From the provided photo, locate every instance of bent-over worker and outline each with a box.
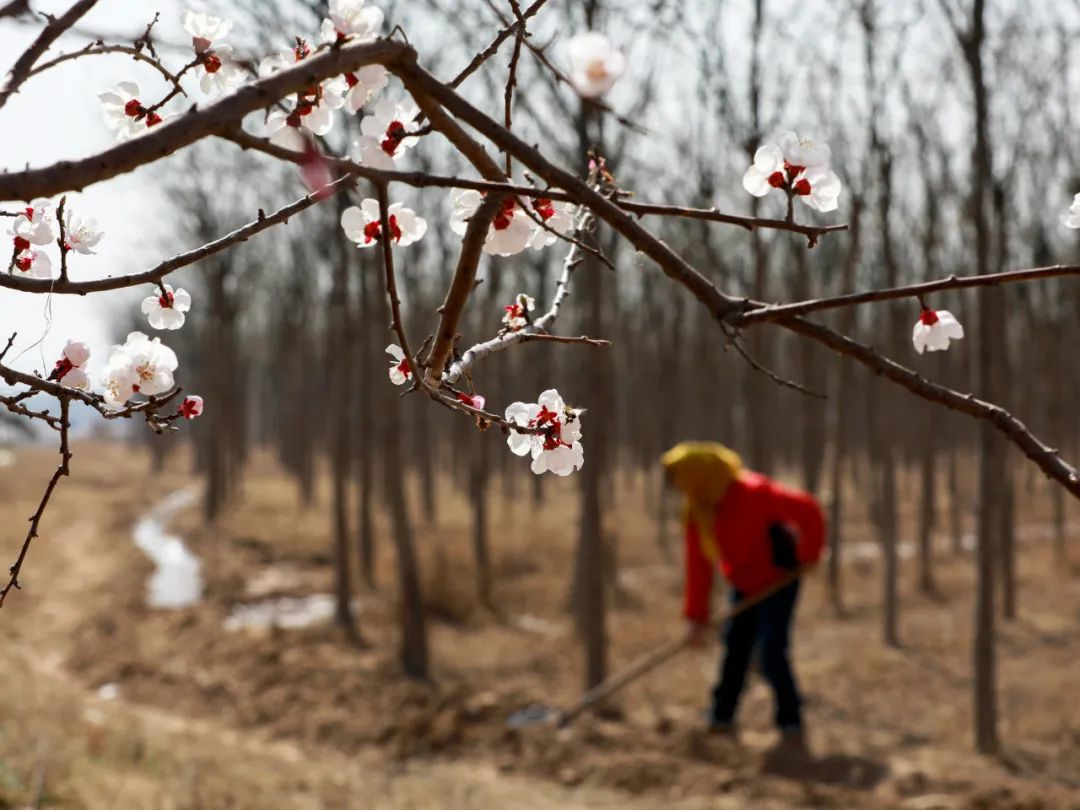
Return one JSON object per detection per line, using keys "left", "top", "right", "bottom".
{"left": 662, "top": 442, "right": 826, "bottom": 746}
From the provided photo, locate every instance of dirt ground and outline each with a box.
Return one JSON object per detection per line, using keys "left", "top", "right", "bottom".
{"left": 2, "top": 440, "right": 1080, "bottom": 809}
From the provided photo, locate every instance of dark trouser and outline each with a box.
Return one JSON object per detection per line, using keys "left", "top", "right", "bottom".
{"left": 709, "top": 580, "right": 802, "bottom": 730}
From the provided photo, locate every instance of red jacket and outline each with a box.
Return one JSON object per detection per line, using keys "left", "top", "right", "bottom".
{"left": 683, "top": 471, "right": 825, "bottom": 623}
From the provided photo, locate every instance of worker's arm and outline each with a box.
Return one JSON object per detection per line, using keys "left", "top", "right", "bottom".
{"left": 683, "top": 519, "right": 714, "bottom": 625}
{"left": 768, "top": 482, "right": 826, "bottom": 566}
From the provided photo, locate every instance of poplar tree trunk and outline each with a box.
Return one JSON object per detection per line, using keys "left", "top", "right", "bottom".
{"left": 963, "top": 0, "right": 1001, "bottom": 754}
{"left": 917, "top": 404, "right": 938, "bottom": 596}
{"left": 826, "top": 198, "right": 862, "bottom": 615}
{"left": 571, "top": 3, "right": 609, "bottom": 688}
{"left": 329, "top": 215, "right": 361, "bottom": 645}
{"left": 355, "top": 252, "right": 377, "bottom": 589}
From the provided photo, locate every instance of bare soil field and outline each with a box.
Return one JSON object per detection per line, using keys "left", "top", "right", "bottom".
{"left": 2, "top": 441, "right": 1079, "bottom": 809}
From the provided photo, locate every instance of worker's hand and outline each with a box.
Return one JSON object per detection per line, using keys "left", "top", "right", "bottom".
{"left": 686, "top": 621, "right": 710, "bottom": 649}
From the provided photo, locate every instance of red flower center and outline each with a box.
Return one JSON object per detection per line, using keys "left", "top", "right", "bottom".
{"left": 345, "top": 71, "right": 359, "bottom": 88}
{"left": 53, "top": 357, "right": 73, "bottom": 378}
{"left": 204, "top": 52, "right": 222, "bottom": 73}
{"left": 396, "top": 357, "right": 411, "bottom": 378}
{"left": 529, "top": 405, "right": 572, "bottom": 451}
{"left": 504, "top": 303, "right": 524, "bottom": 319}
{"left": 23, "top": 206, "right": 33, "bottom": 218}
{"left": 533, "top": 198, "right": 555, "bottom": 220}
{"left": 793, "top": 178, "right": 812, "bottom": 196}
{"left": 179, "top": 398, "right": 201, "bottom": 419}
{"left": 919, "top": 308, "right": 939, "bottom": 326}
{"left": 381, "top": 120, "right": 407, "bottom": 156}
{"left": 14, "top": 255, "right": 31, "bottom": 272}
{"left": 124, "top": 98, "right": 143, "bottom": 118}
{"left": 784, "top": 161, "right": 805, "bottom": 178}
{"left": 12, "top": 236, "right": 29, "bottom": 252}
{"left": 493, "top": 197, "right": 517, "bottom": 230}
{"left": 159, "top": 291, "right": 174, "bottom": 309}
{"left": 363, "top": 214, "right": 401, "bottom": 244}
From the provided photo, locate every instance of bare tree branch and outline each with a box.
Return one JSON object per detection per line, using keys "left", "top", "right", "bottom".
{"left": 736, "top": 264, "right": 1080, "bottom": 325}
{"left": 0, "top": 0, "right": 100, "bottom": 110}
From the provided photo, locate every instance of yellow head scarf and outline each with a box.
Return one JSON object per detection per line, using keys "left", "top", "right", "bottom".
{"left": 661, "top": 442, "right": 743, "bottom": 563}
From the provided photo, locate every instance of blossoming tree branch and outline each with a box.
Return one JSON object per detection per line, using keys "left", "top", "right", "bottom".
{"left": 2, "top": 0, "right": 1080, "bottom": 605}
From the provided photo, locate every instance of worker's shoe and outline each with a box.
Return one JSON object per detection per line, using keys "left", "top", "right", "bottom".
{"left": 777, "top": 726, "right": 810, "bottom": 755}
{"left": 707, "top": 721, "right": 738, "bottom": 742}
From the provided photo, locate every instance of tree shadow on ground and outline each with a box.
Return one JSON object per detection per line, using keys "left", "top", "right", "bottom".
{"left": 760, "top": 744, "right": 889, "bottom": 790}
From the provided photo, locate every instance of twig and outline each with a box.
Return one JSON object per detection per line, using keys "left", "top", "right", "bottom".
{"left": 736, "top": 264, "right": 1080, "bottom": 325}
{"left": 518, "top": 333, "right": 609, "bottom": 347}
{"left": 0, "top": 399, "right": 71, "bottom": 607}
{"left": 447, "top": 0, "right": 549, "bottom": 90}
{"left": 502, "top": 17, "right": 525, "bottom": 176}
{"left": 722, "top": 325, "right": 825, "bottom": 399}
{"left": 55, "top": 195, "right": 68, "bottom": 281}
{"left": 0, "top": 0, "right": 99, "bottom": 110}
{"left": 27, "top": 43, "right": 188, "bottom": 95}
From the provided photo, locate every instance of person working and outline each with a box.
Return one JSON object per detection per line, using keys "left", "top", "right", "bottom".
{"left": 661, "top": 442, "right": 826, "bottom": 745}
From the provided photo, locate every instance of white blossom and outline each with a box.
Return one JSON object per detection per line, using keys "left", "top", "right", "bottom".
{"left": 141, "top": 285, "right": 192, "bottom": 330}
{"left": 798, "top": 166, "right": 842, "bottom": 212}
{"left": 912, "top": 308, "right": 964, "bottom": 354}
{"left": 196, "top": 44, "right": 246, "bottom": 96}
{"left": 340, "top": 64, "right": 389, "bottom": 114}
{"left": 101, "top": 332, "right": 178, "bottom": 406}
{"left": 10, "top": 199, "right": 57, "bottom": 246}
{"left": 182, "top": 9, "right": 232, "bottom": 50}
{"left": 565, "top": 32, "right": 625, "bottom": 98}
{"left": 359, "top": 97, "right": 420, "bottom": 161}
{"left": 265, "top": 77, "right": 346, "bottom": 147}
{"left": 321, "top": 0, "right": 383, "bottom": 42}
{"left": 740, "top": 131, "right": 842, "bottom": 213}
{"left": 742, "top": 143, "right": 785, "bottom": 198}
{"left": 181, "top": 9, "right": 244, "bottom": 97}
{"left": 502, "top": 293, "right": 536, "bottom": 331}
{"left": 504, "top": 389, "right": 584, "bottom": 476}
{"left": 527, "top": 197, "right": 575, "bottom": 250}
{"left": 1061, "top": 193, "right": 1080, "bottom": 229}
{"left": 257, "top": 49, "right": 293, "bottom": 78}
{"left": 101, "top": 354, "right": 139, "bottom": 407}
{"left": 98, "top": 81, "right": 164, "bottom": 141}
{"left": 52, "top": 340, "right": 90, "bottom": 389}
{"left": 351, "top": 135, "right": 395, "bottom": 170}
{"left": 13, "top": 248, "right": 52, "bottom": 278}
{"left": 62, "top": 209, "right": 104, "bottom": 254}
{"left": 385, "top": 344, "right": 412, "bottom": 385}
{"left": 341, "top": 199, "right": 427, "bottom": 248}
{"left": 777, "top": 130, "right": 832, "bottom": 171}
{"left": 123, "top": 332, "right": 178, "bottom": 397}
{"left": 449, "top": 190, "right": 534, "bottom": 257}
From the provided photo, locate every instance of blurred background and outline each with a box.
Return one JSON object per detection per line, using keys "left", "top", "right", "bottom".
{"left": 2, "top": 1, "right": 1080, "bottom": 808}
